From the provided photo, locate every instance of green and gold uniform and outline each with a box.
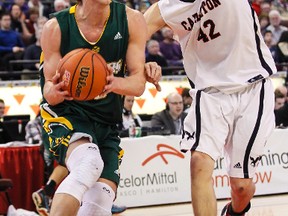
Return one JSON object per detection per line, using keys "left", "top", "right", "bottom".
{"left": 39, "top": 1, "right": 128, "bottom": 184}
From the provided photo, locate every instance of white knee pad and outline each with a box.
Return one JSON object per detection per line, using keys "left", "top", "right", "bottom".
{"left": 56, "top": 143, "right": 104, "bottom": 203}
{"left": 77, "top": 182, "right": 115, "bottom": 216}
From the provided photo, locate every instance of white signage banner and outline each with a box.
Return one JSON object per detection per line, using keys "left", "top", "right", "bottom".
{"left": 115, "top": 129, "right": 288, "bottom": 207}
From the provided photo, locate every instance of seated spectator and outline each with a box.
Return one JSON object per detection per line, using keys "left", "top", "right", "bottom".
{"left": 181, "top": 88, "right": 192, "bottom": 113}
{"left": 117, "top": 95, "right": 143, "bottom": 137}
{"left": 0, "top": 99, "right": 6, "bottom": 143}
{"left": 53, "top": 0, "right": 70, "bottom": 13}
{"left": 25, "top": 112, "right": 42, "bottom": 144}
{"left": 10, "top": 3, "right": 32, "bottom": 44}
{"left": 274, "top": 89, "right": 285, "bottom": 110}
{"left": 151, "top": 92, "right": 187, "bottom": 135}
{"left": 263, "top": 30, "right": 277, "bottom": 58}
{"left": 274, "top": 31, "right": 288, "bottom": 65}
{"left": 0, "top": 99, "right": 4, "bottom": 120}
{"left": 276, "top": 85, "right": 288, "bottom": 103}
{"left": 159, "top": 27, "right": 183, "bottom": 67}
{"left": 23, "top": 7, "right": 39, "bottom": 45}
{"left": 251, "top": 0, "right": 262, "bottom": 16}
{"left": 0, "top": 12, "right": 25, "bottom": 78}
{"left": 23, "top": 24, "right": 42, "bottom": 72}
{"left": 146, "top": 39, "right": 168, "bottom": 69}
{"left": 266, "top": 10, "right": 288, "bottom": 45}
{"left": 260, "top": 1, "right": 272, "bottom": 15}
{"left": 275, "top": 103, "right": 288, "bottom": 128}
{"left": 27, "top": 0, "right": 51, "bottom": 18}
{"left": 259, "top": 14, "right": 270, "bottom": 36}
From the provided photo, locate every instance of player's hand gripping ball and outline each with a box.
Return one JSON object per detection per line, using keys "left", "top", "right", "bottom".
{"left": 57, "top": 48, "right": 108, "bottom": 101}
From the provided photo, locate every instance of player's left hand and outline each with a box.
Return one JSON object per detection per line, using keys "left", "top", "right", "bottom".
{"left": 101, "top": 64, "right": 115, "bottom": 97}
{"left": 145, "top": 62, "right": 162, "bottom": 92}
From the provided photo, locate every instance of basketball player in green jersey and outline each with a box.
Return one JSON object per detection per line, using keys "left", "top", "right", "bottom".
{"left": 39, "top": 0, "right": 161, "bottom": 215}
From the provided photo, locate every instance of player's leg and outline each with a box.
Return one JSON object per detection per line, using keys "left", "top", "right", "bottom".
{"left": 77, "top": 179, "right": 116, "bottom": 216}
{"left": 190, "top": 151, "right": 217, "bottom": 215}
{"left": 50, "top": 138, "right": 104, "bottom": 216}
{"left": 32, "top": 165, "right": 68, "bottom": 216}
{"left": 181, "top": 89, "right": 230, "bottom": 215}
{"left": 222, "top": 79, "right": 275, "bottom": 215}
{"left": 77, "top": 124, "right": 123, "bottom": 216}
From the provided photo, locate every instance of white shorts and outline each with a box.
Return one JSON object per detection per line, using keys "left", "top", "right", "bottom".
{"left": 180, "top": 78, "right": 275, "bottom": 178}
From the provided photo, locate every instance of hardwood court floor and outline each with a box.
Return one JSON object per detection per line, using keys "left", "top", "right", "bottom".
{"left": 117, "top": 193, "right": 288, "bottom": 216}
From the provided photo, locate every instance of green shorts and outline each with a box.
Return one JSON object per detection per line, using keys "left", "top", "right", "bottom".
{"left": 40, "top": 104, "right": 123, "bottom": 185}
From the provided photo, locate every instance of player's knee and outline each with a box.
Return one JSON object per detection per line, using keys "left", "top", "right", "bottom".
{"left": 77, "top": 182, "right": 115, "bottom": 216}
{"left": 67, "top": 143, "right": 104, "bottom": 188}
{"left": 55, "top": 143, "right": 104, "bottom": 203}
{"left": 190, "top": 151, "right": 214, "bottom": 178}
{"left": 230, "top": 178, "right": 255, "bottom": 196}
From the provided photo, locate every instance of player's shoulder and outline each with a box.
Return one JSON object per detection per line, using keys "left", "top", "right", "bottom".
{"left": 42, "top": 18, "right": 59, "bottom": 33}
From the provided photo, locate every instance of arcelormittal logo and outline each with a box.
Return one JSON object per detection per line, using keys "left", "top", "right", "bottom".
{"left": 142, "top": 144, "right": 184, "bottom": 166}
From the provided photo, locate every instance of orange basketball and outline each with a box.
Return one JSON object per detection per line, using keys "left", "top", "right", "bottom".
{"left": 57, "top": 48, "right": 108, "bottom": 101}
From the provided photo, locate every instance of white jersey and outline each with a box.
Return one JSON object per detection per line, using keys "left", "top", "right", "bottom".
{"left": 158, "top": 0, "right": 277, "bottom": 93}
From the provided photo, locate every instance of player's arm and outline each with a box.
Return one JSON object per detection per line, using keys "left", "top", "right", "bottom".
{"left": 104, "top": 7, "right": 147, "bottom": 97}
{"left": 144, "top": 2, "right": 166, "bottom": 40}
{"left": 41, "top": 18, "right": 72, "bottom": 106}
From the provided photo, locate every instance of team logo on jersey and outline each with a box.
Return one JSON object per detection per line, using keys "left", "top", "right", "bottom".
{"left": 92, "top": 46, "right": 100, "bottom": 53}
{"left": 114, "top": 32, "right": 122, "bottom": 40}
{"left": 233, "top": 162, "right": 242, "bottom": 169}
{"left": 250, "top": 156, "right": 262, "bottom": 167}
{"left": 182, "top": 130, "right": 195, "bottom": 141}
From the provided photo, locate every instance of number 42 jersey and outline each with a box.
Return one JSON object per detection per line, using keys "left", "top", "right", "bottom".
{"left": 158, "top": 0, "right": 277, "bottom": 93}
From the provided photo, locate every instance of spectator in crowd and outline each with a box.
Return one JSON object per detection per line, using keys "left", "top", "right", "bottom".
{"left": 159, "top": 27, "right": 183, "bottom": 67}
{"left": 276, "top": 84, "right": 288, "bottom": 103}
{"left": 275, "top": 101, "right": 288, "bottom": 128}
{"left": 181, "top": 88, "right": 192, "bottom": 113}
{"left": 145, "top": 39, "right": 168, "bottom": 68}
{"left": 151, "top": 92, "right": 187, "bottom": 135}
{"left": 260, "top": 1, "right": 272, "bottom": 15}
{"left": 0, "top": 99, "right": 8, "bottom": 144}
{"left": 22, "top": 16, "right": 47, "bottom": 79}
{"left": 10, "top": 3, "right": 32, "bottom": 43}
{"left": 4, "top": 0, "right": 30, "bottom": 17}
{"left": 274, "top": 31, "right": 288, "bottom": 65}
{"left": 259, "top": 14, "right": 270, "bottom": 36}
{"left": 23, "top": 24, "right": 42, "bottom": 72}
{"left": 23, "top": 7, "right": 39, "bottom": 45}
{"left": 274, "top": 88, "right": 285, "bottom": 110}
{"left": 27, "top": 0, "right": 51, "bottom": 18}
{"left": 263, "top": 30, "right": 277, "bottom": 58}
{"left": 53, "top": 0, "right": 69, "bottom": 13}
{"left": 266, "top": 10, "right": 288, "bottom": 45}
{"left": 0, "top": 99, "right": 4, "bottom": 120}
{"left": 25, "top": 112, "right": 42, "bottom": 144}
{"left": 251, "top": 0, "right": 263, "bottom": 16}
{"left": 0, "top": 12, "right": 25, "bottom": 77}
{"left": 117, "top": 95, "right": 143, "bottom": 137}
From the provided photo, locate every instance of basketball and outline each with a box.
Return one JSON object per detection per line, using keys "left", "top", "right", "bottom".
{"left": 57, "top": 48, "right": 108, "bottom": 101}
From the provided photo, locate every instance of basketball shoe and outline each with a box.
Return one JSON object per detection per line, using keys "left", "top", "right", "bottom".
{"left": 32, "top": 188, "right": 51, "bottom": 216}
{"left": 111, "top": 204, "right": 127, "bottom": 214}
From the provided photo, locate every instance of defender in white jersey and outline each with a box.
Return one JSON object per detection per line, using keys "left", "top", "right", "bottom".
{"left": 144, "top": 0, "right": 277, "bottom": 215}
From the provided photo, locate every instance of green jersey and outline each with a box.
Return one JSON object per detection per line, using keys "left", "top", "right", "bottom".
{"left": 40, "top": 1, "right": 129, "bottom": 124}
